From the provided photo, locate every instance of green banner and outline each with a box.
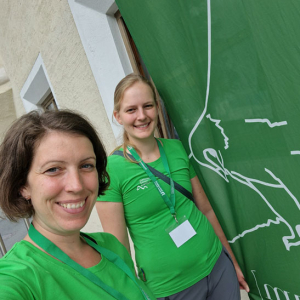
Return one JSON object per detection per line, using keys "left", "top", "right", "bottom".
{"left": 116, "top": 1, "right": 300, "bottom": 299}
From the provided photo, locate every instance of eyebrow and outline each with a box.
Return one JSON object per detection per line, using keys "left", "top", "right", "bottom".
{"left": 80, "top": 157, "right": 96, "bottom": 163}
{"left": 81, "top": 156, "right": 96, "bottom": 161}
{"left": 123, "top": 101, "right": 154, "bottom": 109}
{"left": 39, "top": 157, "right": 96, "bottom": 169}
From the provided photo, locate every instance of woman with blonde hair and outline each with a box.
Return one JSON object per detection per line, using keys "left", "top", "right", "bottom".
{"left": 97, "top": 74, "right": 249, "bottom": 299}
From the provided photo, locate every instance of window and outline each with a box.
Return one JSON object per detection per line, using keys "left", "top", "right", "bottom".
{"left": 20, "top": 54, "right": 59, "bottom": 113}
{"left": 41, "top": 92, "right": 58, "bottom": 111}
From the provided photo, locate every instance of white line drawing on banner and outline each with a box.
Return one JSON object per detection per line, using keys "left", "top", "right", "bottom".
{"left": 251, "top": 271, "right": 264, "bottom": 300}
{"left": 201, "top": 149, "right": 300, "bottom": 250}
{"left": 291, "top": 151, "right": 300, "bottom": 155}
{"left": 188, "top": 0, "right": 300, "bottom": 251}
{"left": 206, "top": 114, "right": 229, "bottom": 149}
{"left": 229, "top": 218, "right": 282, "bottom": 243}
{"left": 228, "top": 168, "right": 300, "bottom": 249}
{"left": 245, "top": 119, "right": 288, "bottom": 128}
{"left": 251, "top": 270, "right": 300, "bottom": 300}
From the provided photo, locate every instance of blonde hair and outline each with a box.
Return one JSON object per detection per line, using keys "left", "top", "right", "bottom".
{"left": 113, "top": 73, "right": 158, "bottom": 161}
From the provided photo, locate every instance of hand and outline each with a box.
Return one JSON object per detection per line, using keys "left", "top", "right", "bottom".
{"left": 234, "top": 264, "right": 250, "bottom": 292}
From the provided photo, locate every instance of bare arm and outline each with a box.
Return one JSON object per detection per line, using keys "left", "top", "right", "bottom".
{"left": 96, "top": 201, "right": 131, "bottom": 254}
{"left": 191, "top": 176, "right": 250, "bottom": 292}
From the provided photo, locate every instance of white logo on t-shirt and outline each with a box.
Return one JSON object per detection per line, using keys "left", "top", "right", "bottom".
{"left": 137, "top": 185, "right": 148, "bottom": 191}
{"left": 137, "top": 178, "right": 151, "bottom": 191}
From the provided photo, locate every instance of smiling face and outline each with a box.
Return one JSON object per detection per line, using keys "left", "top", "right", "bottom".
{"left": 21, "top": 131, "right": 98, "bottom": 236}
{"left": 114, "top": 81, "right": 159, "bottom": 144}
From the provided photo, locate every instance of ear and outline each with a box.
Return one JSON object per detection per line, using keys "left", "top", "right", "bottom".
{"left": 113, "top": 111, "right": 123, "bottom": 125}
{"left": 20, "top": 186, "right": 31, "bottom": 200}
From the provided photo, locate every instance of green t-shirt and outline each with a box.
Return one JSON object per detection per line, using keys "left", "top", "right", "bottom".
{"left": 98, "top": 138, "right": 222, "bottom": 297}
{"left": 0, "top": 232, "right": 155, "bottom": 300}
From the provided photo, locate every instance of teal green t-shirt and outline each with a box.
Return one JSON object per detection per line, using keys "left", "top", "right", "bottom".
{"left": 0, "top": 232, "right": 155, "bottom": 300}
{"left": 98, "top": 139, "right": 222, "bottom": 297}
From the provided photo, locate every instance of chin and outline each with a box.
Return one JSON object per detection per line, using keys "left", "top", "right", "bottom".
{"left": 61, "top": 218, "right": 89, "bottom": 233}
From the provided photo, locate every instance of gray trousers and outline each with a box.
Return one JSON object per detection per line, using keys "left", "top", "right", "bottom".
{"left": 157, "top": 247, "right": 241, "bottom": 300}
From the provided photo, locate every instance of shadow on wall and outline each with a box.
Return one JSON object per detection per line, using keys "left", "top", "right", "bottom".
{"left": 0, "top": 55, "right": 17, "bottom": 142}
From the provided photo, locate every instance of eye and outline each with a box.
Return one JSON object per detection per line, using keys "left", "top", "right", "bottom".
{"left": 44, "top": 167, "right": 60, "bottom": 174}
{"left": 126, "top": 108, "right": 135, "bottom": 113}
{"left": 81, "top": 163, "right": 95, "bottom": 170}
{"left": 145, "top": 104, "right": 154, "bottom": 109}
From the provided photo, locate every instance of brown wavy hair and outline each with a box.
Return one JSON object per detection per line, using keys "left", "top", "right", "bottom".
{"left": 0, "top": 110, "right": 109, "bottom": 221}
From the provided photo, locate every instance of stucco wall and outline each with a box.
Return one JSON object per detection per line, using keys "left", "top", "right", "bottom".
{"left": 0, "top": 0, "right": 116, "bottom": 153}
{"left": 0, "top": 85, "right": 16, "bottom": 143}
{"left": 0, "top": 0, "right": 117, "bottom": 233}
{"left": 0, "top": 55, "right": 17, "bottom": 143}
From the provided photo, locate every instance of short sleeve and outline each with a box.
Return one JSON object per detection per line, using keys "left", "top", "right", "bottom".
{"left": 173, "top": 138, "right": 197, "bottom": 179}
{"left": 89, "top": 232, "right": 135, "bottom": 272}
{"left": 189, "top": 160, "right": 197, "bottom": 179}
{"left": 97, "top": 156, "right": 123, "bottom": 203}
{"left": 97, "top": 183, "right": 123, "bottom": 203}
{"left": 0, "top": 271, "right": 34, "bottom": 300}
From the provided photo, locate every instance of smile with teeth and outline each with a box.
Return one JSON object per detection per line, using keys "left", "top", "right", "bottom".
{"left": 134, "top": 122, "right": 150, "bottom": 128}
{"left": 59, "top": 200, "right": 85, "bottom": 209}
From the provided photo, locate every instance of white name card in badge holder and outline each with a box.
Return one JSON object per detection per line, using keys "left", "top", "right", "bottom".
{"left": 166, "top": 216, "right": 197, "bottom": 248}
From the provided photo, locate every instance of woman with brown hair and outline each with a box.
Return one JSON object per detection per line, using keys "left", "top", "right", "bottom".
{"left": 0, "top": 109, "right": 155, "bottom": 300}
{"left": 97, "top": 74, "right": 249, "bottom": 300}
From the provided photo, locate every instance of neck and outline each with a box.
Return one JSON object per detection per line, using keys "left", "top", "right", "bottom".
{"left": 25, "top": 220, "right": 101, "bottom": 268}
{"left": 26, "top": 220, "right": 84, "bottom": 255}
{"left": 128, "top": 136, "right": 160, "bottom": 163}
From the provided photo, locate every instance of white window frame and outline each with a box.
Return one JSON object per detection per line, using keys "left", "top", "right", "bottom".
{"left": 20, "top": 54, "right": 58, "bottom": 112}
{"left": 68, "top": 0, "right": 133, "bottom": 141}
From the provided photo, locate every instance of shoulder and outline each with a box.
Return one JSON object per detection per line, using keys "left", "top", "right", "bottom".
{"left": 86, "top": 231, "right": 120, "bottom": 245}
{"left": 159, "top": 138, "right": 187, "bottom": 153}
{"left": 85, "top": 232, "right": 127, "bottom": 256}
{"left": 106, "top": 150, "right": 140, "bottom": 182}
{"left": 1, "top": 241, "right": 30, "bottom": 261}
{"left": 0, "top": 243, "right": 44, "bottom": 299}
{"left": 159, "top": 138, "right": 183, "bottom": 147}
{"left": 86, "top": 232, "right": 134, "bottom": 268}
{"left": 106, "top": 152, "right": 133, "bottom": 180}
{"left": 107, "top": 150, "right": 137, "bottom": 168}
{"left": 107, "top": 152, "right": 127, "bottom": 164}
{"left": 1, "top": 241, "right": 59, "bottom": 272}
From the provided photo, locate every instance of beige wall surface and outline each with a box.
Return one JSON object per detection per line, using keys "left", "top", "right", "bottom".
{"left": 0, "top": 0, "right": 117, "bottom": 232}
{"left": 0, "top": 0, "right": 116, "bottom": 153}
{"left": 0, "top": 54, "right": 16, "bottom": 142}
{"left": 0, "top": 85, "right": 16, "bottom": 143}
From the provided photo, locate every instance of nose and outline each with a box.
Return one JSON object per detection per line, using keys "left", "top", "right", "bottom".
{"left": 137, "top": 108, "right": 146, "bottom": 120}
{"left": 65, "top": 169, "right": 84, "bottom": 193}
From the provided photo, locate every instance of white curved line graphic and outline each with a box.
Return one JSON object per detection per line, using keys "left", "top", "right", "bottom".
{"left": 188, "top": 0, "right": 211, "bottom": 161}
{"left": 229, "top": 217, "right": 282, "bottom": 243}
{"left": 251, "top": 270, "right": 264, "bottom": 300}
{"left": 245, "top": 119, "right": 287, "bottom": 128}
{"left": 291, "top": 151, "right": 300, "bottom": 155}
{"left": 206, "top": 114, "right": 229, "bottom": 149}
{"left": 186, "top": 0, "right": 300, "bottom": 251}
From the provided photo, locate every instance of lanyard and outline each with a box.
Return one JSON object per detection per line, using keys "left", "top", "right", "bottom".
{"left": 28, "top": 224, "right": 150, "bottom": 300}
{"left": 127, "top": 139, "right": 177, "bottom": 221}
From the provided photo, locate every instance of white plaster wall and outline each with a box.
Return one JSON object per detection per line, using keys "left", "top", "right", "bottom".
{"left": 0, "top": 0, "right": 117, "bottom": 233}
{"left": 0, "top": 56, "right": 16, "bottom": 143}
{"left": 0, "top": 85, "right": 16, "bottom": 143}
{"left": 0, "top": 0, "right": 115, "bottom": 151}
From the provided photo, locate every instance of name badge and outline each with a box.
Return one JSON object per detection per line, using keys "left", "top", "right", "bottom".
{"left": 167, "top": 216, "right": 196, "bottom": 248}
